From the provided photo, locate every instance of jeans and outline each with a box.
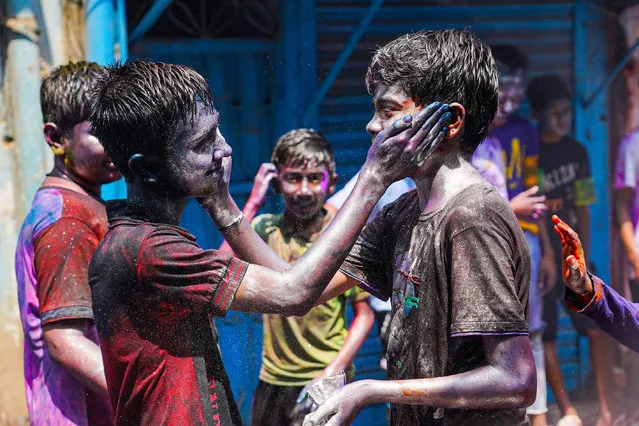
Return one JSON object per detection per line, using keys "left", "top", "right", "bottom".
{"left": 524, "top": 231, "right": 547, "bottom": 415}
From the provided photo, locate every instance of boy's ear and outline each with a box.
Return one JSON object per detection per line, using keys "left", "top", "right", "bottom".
{"left": 446, "top": 103, "right": 465, "bottom": 140}
{"left": 43, "top": 123, "right": 64, "bottom": 155}
{"left": 328, "top": 173, "right": 338, "bottom": 196}
{"left": 128, "top": 153, "right": 159, "bottom": 184}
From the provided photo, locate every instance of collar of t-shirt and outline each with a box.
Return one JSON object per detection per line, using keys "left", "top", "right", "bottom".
{"left": 540, "top": 135, "right": 573, "bottom": 150}
{"left": 41, "top": 175, "right": 104, "bottom": 204}
{"left": 105, "top": 199, "right": 195, "bottom": 240}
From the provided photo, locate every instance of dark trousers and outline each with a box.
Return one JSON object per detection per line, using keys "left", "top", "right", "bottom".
{"left": 251, "top": 380, "right": 304, "bottom": 426}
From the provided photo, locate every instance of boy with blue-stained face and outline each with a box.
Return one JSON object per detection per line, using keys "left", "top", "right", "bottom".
{"left": 303, "top": 30, "right": 535, "bottom": 425}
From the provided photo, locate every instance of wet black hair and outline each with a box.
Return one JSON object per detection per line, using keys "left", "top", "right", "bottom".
{"left": 526, "top": 74, "right": 571, "bottom": 114}
{"left": 89, "top": 60, "right": 214, "bottom": 179}
{"left": 40, "top": 61, "right": 104, "bottom": 136}
{"left": 366, "top": 29, "right": 499, "bottom": 156}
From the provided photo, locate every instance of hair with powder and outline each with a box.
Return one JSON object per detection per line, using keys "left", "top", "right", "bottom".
{"left": 365, "top": 29, "right": 499, "bottom": 155}
{"left": 89, "top": 60, "right": 214, "bottom": 179}
{"left": 40, "top": 61, "right": 104, "bottom": 136}
{"left": 271, "top": 129, "right": 335, "bottom": 176}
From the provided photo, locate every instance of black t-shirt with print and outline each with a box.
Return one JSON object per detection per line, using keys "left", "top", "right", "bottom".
{"left": 340, "top": 183, "right": 531, "bottom": 425}
{"left": 539, "top": 136, "right": 595, "bottom": 268}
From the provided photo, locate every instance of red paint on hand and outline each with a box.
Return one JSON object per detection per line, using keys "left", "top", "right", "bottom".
{"left": 551, "top": 215, "right": 593, "bottom": 296}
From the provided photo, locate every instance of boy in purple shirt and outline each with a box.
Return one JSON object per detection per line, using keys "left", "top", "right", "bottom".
{"left": 553, "top": 215, "right": 639, "bottom": 353}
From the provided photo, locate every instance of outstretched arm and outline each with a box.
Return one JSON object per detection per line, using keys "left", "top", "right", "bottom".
{"left": 219, "top": 162, "right": 278, "bottom": 254}
{"left": 303, "top": 335, "right": 536, "bottom": 425}
{"left": 552, "top": 215, "right": 639, "bottom": 353}
{"left": 204, "top": 104, "right": 452, "bottom": 315}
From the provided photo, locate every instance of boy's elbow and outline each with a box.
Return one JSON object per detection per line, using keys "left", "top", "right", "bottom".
{"left": 519, "top": 378, "right": 537, "bottom": 408}
{"left": 513, "top": 359, "right": 537, "bottom": 407}
{"left": 44, "top": 332, "right": 67, "bottom": 366}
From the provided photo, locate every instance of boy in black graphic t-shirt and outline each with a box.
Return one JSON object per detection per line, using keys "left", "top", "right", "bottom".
{"left": 528, "top": 74, "right": 614, "bottom": 426}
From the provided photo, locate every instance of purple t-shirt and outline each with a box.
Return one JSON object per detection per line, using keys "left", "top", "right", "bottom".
{"left": 615, "top": 128, "right": 639, "bottom": 260}
{"left": 472, "top": 136, "right": 509, "bottom": 200}
{"left": 15, "top": 177, "right": 114, "bottom": 426}
{"left": 490, "top": 116, "right": 540, "bottom": 200}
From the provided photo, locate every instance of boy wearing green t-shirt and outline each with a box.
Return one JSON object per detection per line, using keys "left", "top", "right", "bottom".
{"left": 221, "top": 129, "right": 374, "bottom": 425}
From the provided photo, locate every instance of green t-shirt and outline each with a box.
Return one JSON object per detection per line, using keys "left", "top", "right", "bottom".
{"left": 252, "top": 211, "right": 369, "bottom": 386}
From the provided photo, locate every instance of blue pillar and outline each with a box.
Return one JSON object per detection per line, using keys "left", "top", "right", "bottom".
{"left": 86, "top": 0, "right": 115, "bottom": 64}
{"left": 573, "top": 0, "right": 610, "bottom": 284}
{"left": 86, "top": 0, "right": 127, "bottom": 200}
{"left": 116, "top": 0, "right": 129, "bottom": 61}
{"left": 7, "top": 0, "right": 46, "bottom": 215}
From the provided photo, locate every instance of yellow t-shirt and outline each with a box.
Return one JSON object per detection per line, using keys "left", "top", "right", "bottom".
{"left": 252, "top": 211, "right": 369, "bottom": 386}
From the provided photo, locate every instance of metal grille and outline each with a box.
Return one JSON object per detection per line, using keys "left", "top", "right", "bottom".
{"left": 317, "top": 0, "right": 575, "bottom": 179}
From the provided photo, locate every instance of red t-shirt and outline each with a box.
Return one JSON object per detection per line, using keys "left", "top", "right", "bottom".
{"left": 90, "top": 201, "right": 248, "bottom": 425}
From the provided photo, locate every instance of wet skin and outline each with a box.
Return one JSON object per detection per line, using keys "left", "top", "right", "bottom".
{"left": 162, "top": 107, "right": 231, "bottom": 199}
{"left": 127, "top": 106, "right": 233, "bottom": 225}
{"left": 367, "top": 85, "right": 450, "bottom": 168}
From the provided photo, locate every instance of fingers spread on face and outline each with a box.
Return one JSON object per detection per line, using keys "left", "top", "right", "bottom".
{"left": 407, "top": 104, "right": 451, "bottom": 151}
{"left": 415, "top": 127, "right": 447, "bottom": 167}
{"left": 374, "top": 114, "right": 413, "bottom": 145}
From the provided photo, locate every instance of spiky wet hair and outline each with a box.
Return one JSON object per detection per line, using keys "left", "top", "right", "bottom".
{"left": 271, "top": 129, "right": 336, "bottom": 176}
{"left": 40, "top": 61, "right": 104, "bottom": 136}
{"left": 89, "top": 60, "right": 214, "bottom": 179}
{"left": 365, "top": 29, "right": 499, "bottom": 156}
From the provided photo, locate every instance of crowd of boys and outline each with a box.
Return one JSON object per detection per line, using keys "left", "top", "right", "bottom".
{"left": 14, "top": 28, "right": 639, "bottom": 426}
